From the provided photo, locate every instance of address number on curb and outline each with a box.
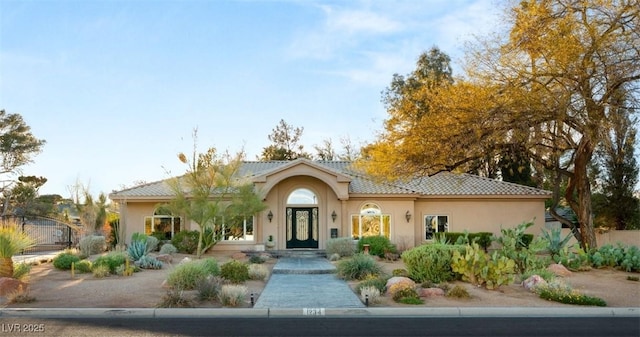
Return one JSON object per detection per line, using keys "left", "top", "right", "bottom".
{"left": 303, "top": 308, "right": 325, "bottom": 316}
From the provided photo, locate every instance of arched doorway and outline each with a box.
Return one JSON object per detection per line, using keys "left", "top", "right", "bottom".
{"left": 286, "top": 188, "right": 319, "bottom": 249}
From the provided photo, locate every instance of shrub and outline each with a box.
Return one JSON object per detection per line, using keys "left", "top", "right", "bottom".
{"left": 115, "top": 262, "right": 135, "bottom": 276}
{"left": 392, "top": 269, "right": 409, "bottom": 277}
{"left": 92, "top": 252, "right": 127, "bottom": 274}
{"left": 329, "top": 253, "right": 340, "bottom": 261}
{"left": 401, "top": 244, "right": 466, "bottom": 283}
{"left": 157, "top": 290, "right": 194, "bottom": 308}
{"left": 218, "top": 284, "right": 248, "bottom": 307}
{"left": 221, "top": 260, "right": 249, "bottom": 284}
{"left": 555, "top": 243, "right": 590, "bottom": 270}
{"left": 249, "top": 255, "right": 266, "bottom": 264}
{"left": 336, "top": 254, "right": 382, "bottom": 280}
{"left": 171, "top": 230, "right": 200, "bottom": 254}
{"left": 446, "top": 285, "right": 470, "bottom": 298}
{"left": 358, "top": 236, "right": 396, "bottom": 258}
{"left": 74, "top": 260, "right": 93, "bottom": 273}
{"left": 494, "top": 221, "right": 548, "bottom": 275}
{"left": 12, "top": 263, "right": 31, "bottom": 280}
{"left": 6, "top": 286, "right": 35, "bottom": 304}
{"left": 535, "top": 281, "right": 606, "bottom": 306}
{"left": 196, "top": 276, "right": 224, "bottom": 301}
{"left": 359, "top": 286, "right": 381, "bottom": 305}
{"left": 451, "top": 243, "right": 516, "bottom": 290}
{"left": 127, "top": 240, "right": 148, "bottom": 261}
{"left": 326, "top": 237, "right": 356, "bottom": 258}
{"left": 356, "top": 275, "right": 389, "bottom": 294}
{"left": 540, "top": 227, "right": 573, "bottom": 259}
{"left": 166, "top": 259, "right": 219, "bottom": 290}
{"left": 590, "top": 243, "right": 640, "bottom": 272}
{"left": 389, "top": 283, "right": 420, "bottom": 303}
{"left": 145, "top": 236, "right": 159, "bottom": 253}
{"left": 53, "top": 252, "right": 81, "bottom": 270}
{"left": 398, "top": 296, "right": 424, "bottom": 304}
{"left": 0, "top": 220, "right": 35, "bottom": 278}
{"left": 159, "top": 243, "right": 178, "bottom": 255}
{"left": 248, "top": 264, "right": 269, "bottom": 281}
{"left": 78, "top": 235, "right": 106, "bottom": 257}
{"left": 92, "top": 264, "right": 110, "bottom": 278}
{"left": 137, "top": 255, "right": 163, "bottom": 269}
{"left": 627, "top": 275, "right": 639, "bottom": 281}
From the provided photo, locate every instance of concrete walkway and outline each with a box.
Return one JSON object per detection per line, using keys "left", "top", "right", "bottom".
{"left": 254, "top": 258, "right": 364, "bottom": 309}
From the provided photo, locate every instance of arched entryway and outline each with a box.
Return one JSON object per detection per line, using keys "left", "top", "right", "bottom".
{"left": 286, "top": 188, "right": 319, "bottom": 249}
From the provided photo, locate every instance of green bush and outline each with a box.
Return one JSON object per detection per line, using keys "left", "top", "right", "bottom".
{"left": 392, "top": 268, "right": 409, "bottom": 277}
{"left": 92, "top": 264, "right": 110, "bottom": 278}
{"left": 356, "top": 275, "right": 390, "bottom": 293}
{"left": 53, "top": 252, "right": 81, "bottom": 270}
{"left": 535, "top": 281, "right": 606, "bottom": 306}
{"left": 220, "top": 260, "right": 249, "bottom": 284}
{"left": 12, "top": 263, "right": 31, "bottom": 280}
{"left": 171, "top": 230, "right": 200, "bottom": 254}
{"left": 197, "top": 276, "right": 224, "bottom": 301}
{"left": 248, "top": 264, "right": 269, "bottom": 281}
{"left": 326, "top": 237, "right": 356, "bottom": 258}
{"left": 92, "top": 252, "right": 127, "bottom": 274}
{"left": 390, "top": 283, "right": 421, "bottom": 303}
{"left": 75, "top": 260, "right": 93, "bottom": 273}
{"left": 358, "top": 236, "right": 396, "bottom": 258}
{"left": 401, "top": 244, "right": 466, "bottom": 283}
{"left": 494, "top": 221, "right": 548, "bottom": 275}
{"left": 249, "top": 255, "right": 265, "bottom": 264}
{"left": 167, "top": 259, "right": 219, "bottom": 290}
{"left": 590, "top": 243, "right": 640, "bottom": 272}
{"left": 446, "top": 285, "right": 470, "bottom": 298}
{"left": 555, "top": 243, "right": 590, "bottom": 270}
{"left": 159, "top": 243, "right": 178, "bottom": 255}
{"left": 336, "top": 254, "right": 383, "bottom": 280}
{"left": 444, "top": 232, "right": 493, "bottom": 251}
{"left": 145, "top": 236, "right": 159, "bottom": 253}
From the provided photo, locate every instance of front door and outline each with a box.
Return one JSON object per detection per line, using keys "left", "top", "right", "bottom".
{"left": 286, "top": 207, "right": 319, "bottom": 249}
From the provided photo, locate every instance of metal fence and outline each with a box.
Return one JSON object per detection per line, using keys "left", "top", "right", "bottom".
{"left": 1, "top": 215, "right": 83, "bottom": 254}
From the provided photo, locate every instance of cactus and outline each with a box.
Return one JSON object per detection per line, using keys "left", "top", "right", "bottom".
{"left": 127, "top": 240, "right": 148, "bottom": 261}
{"left": 452, "top": 243, "right": 516, "bottom": 290}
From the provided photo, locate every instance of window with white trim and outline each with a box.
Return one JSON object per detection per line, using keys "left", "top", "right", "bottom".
{"left": 425, "top": 215, "right": 448, "bottom": 240}
{"left": 351, "top": 203, "right": 390, "bottom": 239}
{"left": 144, "top": 207, "right": 181, "bottom": 240}
{"left": 214, "top": 215, "right": 254, "bottom": 241}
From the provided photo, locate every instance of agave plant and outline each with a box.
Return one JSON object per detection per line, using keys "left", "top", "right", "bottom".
{"left": 0, "top": 221, "right": 35, "bottom": 278}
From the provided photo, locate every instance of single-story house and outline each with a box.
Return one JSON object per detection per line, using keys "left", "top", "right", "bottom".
{"left": 109, "top": 159, "right": 552, "bottom": 251}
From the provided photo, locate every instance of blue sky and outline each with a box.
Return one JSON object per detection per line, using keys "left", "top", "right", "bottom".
{"left": 1, "top": 0, "right": 501, "bottom": 197}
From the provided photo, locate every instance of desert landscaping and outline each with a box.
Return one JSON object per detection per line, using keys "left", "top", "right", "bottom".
{"left": 1, "top": 250, "right": 639, "bottom": 309}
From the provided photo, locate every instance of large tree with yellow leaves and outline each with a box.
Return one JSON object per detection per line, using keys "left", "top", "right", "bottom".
{"left": 359, "top": 0, "right": 639, "bottom": 250}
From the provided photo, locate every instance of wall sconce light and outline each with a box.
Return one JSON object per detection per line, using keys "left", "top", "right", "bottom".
{"left": 405, "top": 210, "right": 412, "bottom": 223}
{"left": 331, "top": 210, "right": 337, "bottom": 223}
{"left": 267, "top": 210, "right": 273, "bottom": 223}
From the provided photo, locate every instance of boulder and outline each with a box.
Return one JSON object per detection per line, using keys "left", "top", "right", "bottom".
{"left": 385, "top": 276, "right": 416, "bottom": 290}
{"left": 418, "top": 287, "right": 445, "bottom": 298}
{"left": 156, "top": 254, "right": 172, "bottom": 263}
{"left": 179, "top": 257, "right": 192, "bottom": 264}
{"left": 547, "top": 263, "right": 572, "bottom": 277}
{"left": 523, "top": 275, "right": 547, "bottom": 292}
{"left": 0, "top": 277, "right": 28, "bottom": 296}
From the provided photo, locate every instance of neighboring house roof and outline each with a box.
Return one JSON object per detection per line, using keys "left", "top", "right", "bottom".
{"left": 109, "top": 159, "right": 551, "bottom": 200}
{"left": 545, "top": 207, "right": 578, "bottom": 223}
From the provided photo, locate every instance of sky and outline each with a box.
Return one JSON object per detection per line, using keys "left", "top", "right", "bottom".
{"left": 1, "top": 0, "right": 503, "bottom": 198}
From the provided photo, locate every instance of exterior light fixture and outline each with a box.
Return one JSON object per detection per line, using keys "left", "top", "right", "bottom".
{"left": 331, "top": 210, "right": 337, "bottom": 222}
{"left": 267, "top": 210, "right": 273, "bottom": 223}
{"left": 405, "top": 210, "right": 412, "bottom": 223}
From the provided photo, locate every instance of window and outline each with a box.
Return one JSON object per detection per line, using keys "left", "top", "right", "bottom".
{"left": 425, "top": 215, "right": 448, "bottom": 240}
{"left": 144, "top": 207, "right": 181, "bottom": 240}
{"left": 351, "top": 203, "right": 390, "bottom": 239}
{"left": 287, "top": 188, "right": 317, "bottom": 205}
{"left": 216, "top": 216, "right": 254, "bottom": 241}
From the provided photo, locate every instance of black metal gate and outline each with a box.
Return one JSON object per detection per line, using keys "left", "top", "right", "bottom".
{"left": 1, "top": 216, "right": 82, "bottom": 254}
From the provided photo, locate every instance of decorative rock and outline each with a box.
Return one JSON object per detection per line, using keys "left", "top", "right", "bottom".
{"left": 547, "top": 263, "right": 572, "bottom": 277}
{"left": 179, "top": 257, "right": 191, "bottom": 264}
{"left": 156, "top": 254, "right": 172, "bottom": 263}
{"left": 385, "top": 276, "right": 416, "bottom": 290}
{"left": 418, "top": 287, "right": 445, "bottom": 298}
{"left": 523, "top": 275, "right": 547, "bottom": 292}
{"left": 0, "top": 277, "right": 28, "bottom": 296}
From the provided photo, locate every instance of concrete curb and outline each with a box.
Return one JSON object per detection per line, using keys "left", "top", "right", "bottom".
{"left": 2, "top": 307, "right": 638, "bottom": 318}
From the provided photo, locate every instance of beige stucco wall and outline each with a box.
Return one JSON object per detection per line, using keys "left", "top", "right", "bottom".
{"left": 413, "top": 198, "right": 547, "bottom": 247}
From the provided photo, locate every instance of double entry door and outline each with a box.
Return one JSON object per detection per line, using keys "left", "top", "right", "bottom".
{"left": 286, "top": 207, "right": 319, "bottom": 249}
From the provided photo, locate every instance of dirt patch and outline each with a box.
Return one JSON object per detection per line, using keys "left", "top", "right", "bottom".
{"left": 2, "top": 252, "right": 639, "bottom": 308}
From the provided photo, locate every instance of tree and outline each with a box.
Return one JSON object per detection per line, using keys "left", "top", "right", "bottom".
{"left": 0, "top": 110, "right": 46, "bottom": 215}
{"left": 168, "top": 130, "right": 266, "bottom": 258}
{"left": 7, "top": 175, "right": 47, "bottom": 216}
{"left": 359, "top": 1, "right": 640, "bottom": 249}
{"left": 314, "top": 138, "right": 336, "bottom": 160}
{"left": 592, "top": 98, "right": 639, "bottom": 230}
{"left": 260, "top": 119, "right": 310, "bottom": 160}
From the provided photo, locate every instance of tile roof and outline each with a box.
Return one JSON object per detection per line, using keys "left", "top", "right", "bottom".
{"left": 109, "top": 160, "right": 551, "bottom": 199}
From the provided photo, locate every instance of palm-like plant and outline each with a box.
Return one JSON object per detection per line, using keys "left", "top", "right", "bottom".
{"left": 0, "top": 221, "right": 35, "bottom": 278}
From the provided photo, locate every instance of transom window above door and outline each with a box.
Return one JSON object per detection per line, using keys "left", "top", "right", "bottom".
{"left": 287, "top": 188, "right": 318, "bottom": 205}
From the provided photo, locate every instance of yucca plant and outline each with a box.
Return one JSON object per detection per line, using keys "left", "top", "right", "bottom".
{"left": 0, "top": 221, "right": 35, "bottom": 278}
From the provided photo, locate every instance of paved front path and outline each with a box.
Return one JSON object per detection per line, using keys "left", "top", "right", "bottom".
{"left": 254, "top": 258, "right": 364, "bottom": 308}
